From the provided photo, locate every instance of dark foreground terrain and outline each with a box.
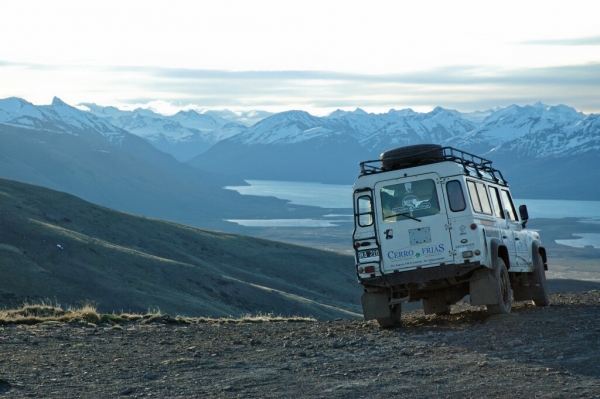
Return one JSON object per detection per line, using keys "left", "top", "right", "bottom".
{"left": 1, "top": 291, "right": 600, "bottom": 398}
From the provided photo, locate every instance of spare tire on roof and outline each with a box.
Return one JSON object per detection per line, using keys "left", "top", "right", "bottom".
{"left": 380, "top": 144, "right": 443, "bottom": 171}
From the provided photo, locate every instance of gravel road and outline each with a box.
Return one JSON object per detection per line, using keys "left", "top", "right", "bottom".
{"left": 1, "top": 291, "right": 600, "bottom": 398}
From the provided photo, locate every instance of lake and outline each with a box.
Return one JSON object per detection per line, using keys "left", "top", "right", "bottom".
{"left": 224, "top": 180, "right": 600, "bottom": 248}
{"left": 225, "top": 180, "right": 600, "bottom": 217}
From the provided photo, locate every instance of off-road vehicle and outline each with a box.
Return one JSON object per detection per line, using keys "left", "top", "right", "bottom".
{"left": 352, "top": 144, "right": 549, "bottom": 327}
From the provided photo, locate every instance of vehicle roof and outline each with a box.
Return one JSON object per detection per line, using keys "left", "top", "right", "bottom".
{"left": 355, "top": 146, "right": 508, "bottom": 189}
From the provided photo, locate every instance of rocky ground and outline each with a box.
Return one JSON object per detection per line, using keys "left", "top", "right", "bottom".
{"left": 1, "top": 291, "right": 600, "bottom": 398}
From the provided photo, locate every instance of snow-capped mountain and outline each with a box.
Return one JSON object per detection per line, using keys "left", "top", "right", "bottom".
{"left": 2, "top": 96, "right": 599, "bottom": 199}
{"left": 222, "top": 107, "right": 475, "bottom": 149}
{"left": 0, "top": 97, "right": 128, "bottom": 144}
{"left": 444, "top": 103, "right": 587, "bottom": 155}
{"left": 229, "top": 110, "right": 349, "bottom": 145}
{"left": 188, "top": 107, "right": 484, "bottom": 183}
{"left": 359, "top": 107, "right": 476, "bottom": 154}
{"left": 326, "top": 107, "right": 390, "bottom": 141}
{"left": 489, "top": 112, "right": 600, "bottom": 158}
{"left": 80, "top": 104, "right": 248, "bottom": 161}
{"left": 189, "top": 102, "right": 599, "bottom": 197}
{"left": 200, "top": 109, "right": 273, "bottom": 127}
{"left": 71, "top": 99, "right": 597, "bottom": 166}
{"left": 188, "top": 110, "right": 366, "bottom": 183}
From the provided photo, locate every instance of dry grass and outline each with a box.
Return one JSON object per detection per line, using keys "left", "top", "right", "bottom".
{"left": 0, "top": 302, "right": 316, "bottom": 326}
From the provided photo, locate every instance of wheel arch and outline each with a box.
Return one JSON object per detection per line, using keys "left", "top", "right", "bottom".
{"left": 490, "top": 237, "right": 510, "bottom": 270}
{"left": 532, "top": 240, "right": 548, "bottom": 271}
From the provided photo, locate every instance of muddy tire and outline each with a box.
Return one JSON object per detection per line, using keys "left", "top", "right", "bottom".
{"left": 377, "top": 304, "right": 402, "bottom": 328}
{"left": 531, "top": 253, "right": 550, "bottom": 306}
{"left": 487, "top": 259, "right": 512, "bottom": 315}
{"left": 380, "top": 144, "right": 443, "bottom": 171}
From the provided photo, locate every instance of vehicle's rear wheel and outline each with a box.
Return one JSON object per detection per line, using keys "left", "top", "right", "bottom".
{"left": 486, "top": 259, "right": 512, "bottom": 314}
{"left": 531, "top": 253, "right": 550, "bottom": 306}
{"left": 380, "top": 144, "right": 443, "bottom": 171}
{"left": 376, "top": 304, "right": 402, "bottom": 328}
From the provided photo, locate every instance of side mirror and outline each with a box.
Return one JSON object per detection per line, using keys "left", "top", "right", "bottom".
{"left": 519, "top": 205, "right": 529, "bottom": 228}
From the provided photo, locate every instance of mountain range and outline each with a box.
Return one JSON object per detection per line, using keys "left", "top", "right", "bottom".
{"left": 1, "top": 97, "right": 599, "bottom": 223}
{"left": 0, "top": 97, "right": 332, "bottom": 235}
{"left": 78, "top": 102, "right": 249, "bottom": 162}
{"left": 197, "top": 102, "right": 598, "bottom": 199}
{"left": 84, "top": 100, "right": 599, "bottom": 199}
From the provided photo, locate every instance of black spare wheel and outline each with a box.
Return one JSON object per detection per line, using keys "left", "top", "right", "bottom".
{"left": 380, "top": 144, "right": 443, "bottom": 170}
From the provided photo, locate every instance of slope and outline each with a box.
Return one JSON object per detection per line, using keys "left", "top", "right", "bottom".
{"left": 0, "top": 178, "right": 361, "bottom": 319}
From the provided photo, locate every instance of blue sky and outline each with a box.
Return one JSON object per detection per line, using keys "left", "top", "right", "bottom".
{"left": 2, "top": 0, "right": 600, "bottom": 116}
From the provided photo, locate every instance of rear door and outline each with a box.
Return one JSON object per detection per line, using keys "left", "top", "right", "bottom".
{"left": 375, "top": 173, "right": 455, "bottom": 273}
{"left": 352, "top": 188, "right": 381, "bottom": 271}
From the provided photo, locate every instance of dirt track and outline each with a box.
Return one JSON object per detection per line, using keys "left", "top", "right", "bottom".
{"left": 1, "top": 291, "right": 600, "bottom": 398}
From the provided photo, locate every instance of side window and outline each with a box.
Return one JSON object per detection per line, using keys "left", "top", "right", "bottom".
{"left": 500, "top": 189, "right": 518, "bottom": 221}
{"left": 467, "top": 180, "right": 492, "bottom": 215}
{"left": 446, "top": 180, "right": 466, "bottom": 212}
{"left": 489, "top": 186, "right": 505, "bottom": 219}
{"left": 356, "top": 195, "right": 373, "bottom": 227}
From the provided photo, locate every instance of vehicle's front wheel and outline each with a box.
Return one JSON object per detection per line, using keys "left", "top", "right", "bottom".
{"left": 377, "top": 304, "right": 402, "bottom": 328}
{"left": 486, "top": 259, "right": 512, "bottom": 314}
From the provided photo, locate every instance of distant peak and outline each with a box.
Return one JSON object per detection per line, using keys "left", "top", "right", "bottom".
{"left": 428, "top": 106, "right": 448, "bottom": 115}
{"left": 0, "top": 97, "right": 33, "bottom": 113}
{"left": 387, "top": 108, "right": 415, "bottom": 116}
{"left": 175, "top": 109, "right": 201, "bottom": 117}
{"left": 52, "top": 97, "right": 68, "bottom": 107}
{"left": 276, "top": 110, "right": 311, "bottom": 118}
{"left": 327, "top": 109, "right": 348, "bottom": 118}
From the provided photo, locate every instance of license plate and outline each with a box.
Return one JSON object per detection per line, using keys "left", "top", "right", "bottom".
{"left": 358, "top": 249, "right": 380, "bottom": 260}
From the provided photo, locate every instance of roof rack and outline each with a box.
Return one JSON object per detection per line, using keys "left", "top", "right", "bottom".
{"left": 358, "top": 146, "right": 507, "bottom": 185}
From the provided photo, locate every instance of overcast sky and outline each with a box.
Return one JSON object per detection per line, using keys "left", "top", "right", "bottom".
{"left": 2, "top": 0, "right": 600, "bottom": 115}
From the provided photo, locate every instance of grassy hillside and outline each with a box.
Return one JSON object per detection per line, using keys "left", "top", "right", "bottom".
{"left": 0, "top": 178, "right": 361, "bottom": 319}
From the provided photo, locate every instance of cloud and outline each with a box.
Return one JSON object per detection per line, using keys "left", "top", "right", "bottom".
{"left": 519, "top": 35, "right": 600, "bottom": 46}
{"left": 2, "top": 60, "right": 600, "bottom": 115}
{"left": 113, "top": 62, "right": 600, "bottom": 87}
{"left": 106, "top": 63, "right": 600, "bottom": 113}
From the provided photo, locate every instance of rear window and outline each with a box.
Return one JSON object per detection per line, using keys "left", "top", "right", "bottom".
{"left": 356, "top": 195, "right": 373, "bottom": 227}
{"left": 446, "top": 180, "right": 466, "bottom": 212}
{"left": 381, "top": 179, "right": 440, "bottom": 222}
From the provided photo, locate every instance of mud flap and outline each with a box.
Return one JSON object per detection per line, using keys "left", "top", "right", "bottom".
{"left": 423, "top": 295, "right": 448, "bottom": 315}
{"left": 513, "top": 286, "right": 533, "bottom": 301}
{"left": 469, "top": 268, "right": 499, "bottom": 306}
{"left": 361, "top": 291, "right": 390, "bottom": 320}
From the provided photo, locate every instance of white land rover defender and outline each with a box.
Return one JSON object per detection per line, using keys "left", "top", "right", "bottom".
{"left": 352, "top": 144, "right": 549, "bottom": 327}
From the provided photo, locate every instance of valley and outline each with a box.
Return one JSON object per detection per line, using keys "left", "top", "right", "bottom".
{"left": 1, "top": 96, "right": 599, "bottom": 320}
